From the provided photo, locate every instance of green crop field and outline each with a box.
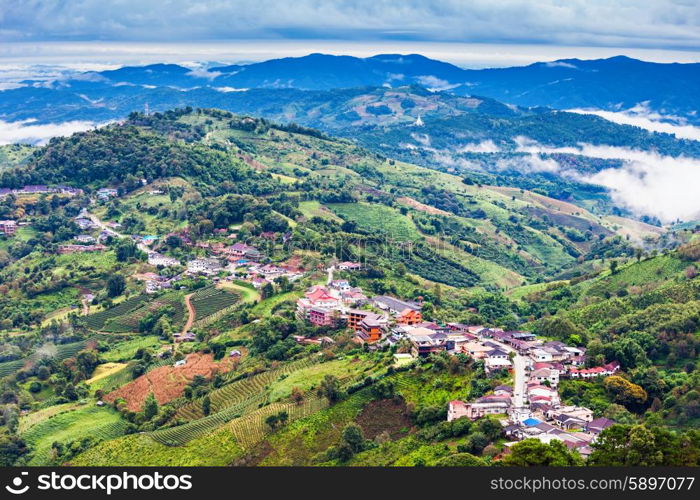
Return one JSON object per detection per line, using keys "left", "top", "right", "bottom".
{"left": 328, "top": 203, "right": 421, "bottom": 241}
{"left": 191, "top": 286, "right": 240, "bottom": 322}
{"left": 100, "top": 336, "right": 163, "bottom": 362}
{"left": 0, "top": 339, "right": 90, "bottom": 379}
{"left": 218, "top": 281, "right": 260, "bottom": 303}
{"left": 175, "top": 357, "right": 318, "bottom": 421}
{"left": 70, "top": 429, "right": 245, "bottom": 466}
{"left": 250, "top": 290, "right": 302, "bottom": 317}
{"left": 83, "top": 292, "right": 186, "bottom": 333}
{"left": 83, "top": 295, "right": 151, "bottom": 331}
{"left": 21, "top": 405, "right": 128, "bottom": 465}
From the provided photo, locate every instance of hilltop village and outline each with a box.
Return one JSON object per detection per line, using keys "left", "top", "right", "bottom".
{"left": 295, "top": 269, "right": 622, "bottom": 458}
{"left": 0, "top": 108, "right": 698, "bottom": 468}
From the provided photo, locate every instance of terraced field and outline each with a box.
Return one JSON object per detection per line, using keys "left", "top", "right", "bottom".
{"left": 83, "top": 292, "right": 187, "bottom": 333}
{"left": 21, "top": 405, "right": 128, "bottom": 465}
{"left": 152, "top": 357, "right": 378, "bottom": 447}
{"left": 175, "top": 357, "right": 318, "bottom": 421}
{"left": 328, "top": 202, "right": 421, "bottom": 241}
{"left": 150, "top": 391, "right": 269, "bottom": 446}
{"left": 0, "top": 339, "right": 90, "bottom": 379}
{"left": 224, "top": 395, "right": 328, "bottom": 450}
{"left": 190, "top": 286, "right": 240, "bottom": 323}
{"left": 83, "top": 295, "right": 150, "bottom": 331}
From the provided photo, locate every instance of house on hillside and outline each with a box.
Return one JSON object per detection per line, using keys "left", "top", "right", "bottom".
{"left": 96, "top": 188, "right": 118, "bottom": 200}
{"left": 148, "top": 252, "right": 180, "bottom": 268}
{"left": 0, "top": 220, "right": 17, "bottom": 236}
{"left": 186, "top": 258, "right": 223, "bottom": 276}
{"left": 337, "top": 261, "right": 362, "bottom": 270}
{"left": 57, "top": 244, "right": 107, "bottom": 254}
{"left": 447, "top": 400, "right": 469, "bottom": 422}
{"left": 225, "top": 243, "right": 262, "bottom": 259}
{"left": 75, "top": 234, "right": 96, "bottom": 244}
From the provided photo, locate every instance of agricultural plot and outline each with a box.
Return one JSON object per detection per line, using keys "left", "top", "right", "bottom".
{"left": 217, "top": 281, "right": 260, "bottom": 303}
{"left": 190, "top": 286, "right": 240, "bottom": 323}
{"left": 83, "top": 295, "right": 150, "bottom": 331}
{"left": 150, "top": 391, "right": 269, "bottom": 446}
{"left": 101, "top": 336, "right": 162, "bottom": 362}
{"left": 104, "top": 353, "right": 237, "bottom": 411}
{"left": 328, "top": 202, "right": 421, "bottom": 241}
{"left": 84, "top": 292, "right": 186, "bottom": 333}
{"left": 86, "top": 363, "right": 128, "bottom": 385}
{"left": 70, "top": 425, "right": 245, "bottom": 466}
{"left": 250, "top": 290, "right": 302, "bottom": 317}
{"left": 88, "top": 364, "right": 134, "bottom": 393}
{"left": 175, "top": 357, "right": 317, "bottom": 421}
{"left": 225, "top": 395, "right": 328, "bottom": 451}
{"left": 18, "top": 402, "right": 81, "bottom": 434}
{"left": 0, "top": 339, "right": 89, "bottom": 379}
{"left": 21, "top": 405, "right": 128, "bottom": 466}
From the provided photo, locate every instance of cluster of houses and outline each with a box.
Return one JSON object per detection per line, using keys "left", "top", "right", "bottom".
{"left": 143, "top": 238, "right": 307, "bottom": 293}
{"left": 295, "top": 264, "right": 433, "bottom": 343}
{"left": 443, "top": 327, "right": 621, "bottom": 459}
{"left": 0, "top": 185, "right": 82, "bottom": 198}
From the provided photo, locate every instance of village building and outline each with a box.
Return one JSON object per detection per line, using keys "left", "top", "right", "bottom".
{"left": 186, "top": 258, "right": 223, "bottom": 276}
{"left": 148, "top": 252, "right": 180, "bottom": 267}
{"left": 96, "top": 188, "right": 119, "bottom": 201}
{"left": 530, "top": 367, "right": 560, "bottom": 387}
{"left": 225, "top": 242, "right": 262, "bottom": 260}
{"left": 75, "top": 234, "right": 96, "bottom": 244}
{"left": 372, "top": 295, "right": 420, "bottom": 314}
{"left": 251, "top": 277, "right": 270, "bottom": 289}
{"left": 75, "top": 217, "right": 96, "bottom": 230}
{"left": 296, "top": 286, "right": 340, "bottom": 320}
{"left": 447, "top": 400, "right": 469, "bottom": 422}
{"left": 58, "top": 244, "right": 107, "bottom": 254}
{"left": 585, "top": 417, "right": 615, "bottom": 434}
{"left": 173, "top": 332, "right": 196, "bottom": 343}
{"left": 485, "top": 357, "right": 513, "bottom": 374}
{"left": 462, "top": 395, "right": 511, "bottom": 419}
{"left": 308, "top": 307, "right": 338, "bottom": 327}
{"left": 0, "top": 220, "right": 17, "bottom": 236}
{"left": 404, "top": 327, "right": 448, "bottom": 357}
{"left": 568, "top": 361, "right": 620, "bottom": 379}
{"left": 337, "top": 261, "right": 362, "bottom": 270}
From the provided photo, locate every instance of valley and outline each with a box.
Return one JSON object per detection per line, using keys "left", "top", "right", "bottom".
{"left": 0, "top": 102, "right": 698, "bottom": 468}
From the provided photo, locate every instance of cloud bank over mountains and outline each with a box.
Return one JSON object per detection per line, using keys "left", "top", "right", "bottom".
{"left": 1, "top": 0, "right": 699, "bottom": 53}
{"left": 567, "top": 104, "right": 700, "bottom": 141}
{"left": 0, "top": 119, "right": 100, "bottom": 146}
{"left": 512, "top": 137, "right": 700, "bottom": 223}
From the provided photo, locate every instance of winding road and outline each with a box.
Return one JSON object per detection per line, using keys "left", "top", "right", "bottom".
{"left": 181, "top": 293, "right": 195, "bottom": 335}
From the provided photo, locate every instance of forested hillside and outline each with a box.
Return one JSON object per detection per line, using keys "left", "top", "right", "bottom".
{"left": 0, "top": 108, "right": 697, "bottom": 468}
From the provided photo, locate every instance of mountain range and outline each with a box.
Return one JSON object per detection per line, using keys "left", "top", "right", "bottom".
{"left": 5, "top": 53, "right": 700, "bottom": 125}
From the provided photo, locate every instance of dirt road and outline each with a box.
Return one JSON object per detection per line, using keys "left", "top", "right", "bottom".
{"left": 182, "top": 293, "right": 195, "bottom": 334}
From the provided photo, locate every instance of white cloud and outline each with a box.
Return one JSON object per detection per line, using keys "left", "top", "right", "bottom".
{"left": 410, "top": 132, "right": 431, "bottom": 146}
{"left": 496, "top": 155, "right": 561, "bottom": 174}
{"left": 587, "top": 158, "right": 700, "bottom": 223}
{"left": 512, "top": 136, "right": 700, "bottom": 222}
{"left": 2, "top": 0, "right": 700, "bottom": 53}
{"left": 458, "top": 140, "right": 500, "bottom": 153}
{"left": 186, "top": 68, "right": 222, "bottom": 80}
{"left": 415, "top": 75, "right": 459, "bottom": 91}
{"left": 0, "top": 119, "right": 100, "bottom": 145}
{"left": 567, "top": 105, "right": 700, "bottom": 141}
{"left": 544, "top": 61, "right": 578, "bottom": 68}
{"left": 214, "top": 86, "right": 249, "bottom": 92}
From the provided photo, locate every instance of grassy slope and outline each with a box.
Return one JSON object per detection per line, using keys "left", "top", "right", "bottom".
{"left": 22, "top": 405, "right": 127, "bottom": 465}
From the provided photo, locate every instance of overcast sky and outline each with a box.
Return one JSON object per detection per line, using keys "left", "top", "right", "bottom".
{"left": 1, "top": 1, "right": 699, "bottom": 50}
